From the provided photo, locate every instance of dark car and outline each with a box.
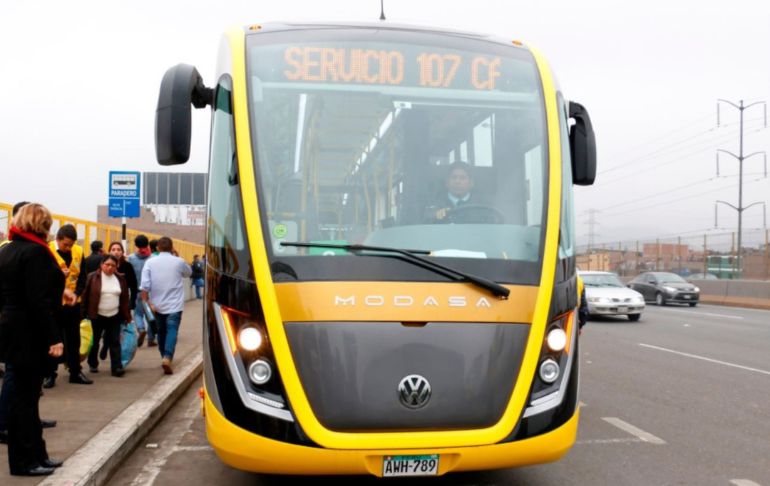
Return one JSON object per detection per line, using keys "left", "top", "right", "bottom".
{"left": 628, "top": 272, "right": 700, "bottom": 307}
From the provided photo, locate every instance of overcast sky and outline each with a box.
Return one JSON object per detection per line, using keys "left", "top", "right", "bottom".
{"left": 1, "top": 0, "right": 769, "bottom": 248}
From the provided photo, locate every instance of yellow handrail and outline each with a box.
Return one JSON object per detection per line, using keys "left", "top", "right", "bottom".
{"left": 0, "top": 201, "right": 204, "bottom": 263}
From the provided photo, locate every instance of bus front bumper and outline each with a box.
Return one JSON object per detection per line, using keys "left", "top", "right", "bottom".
{"left": 204, "top": 394, "right": 580, "bottom": 476}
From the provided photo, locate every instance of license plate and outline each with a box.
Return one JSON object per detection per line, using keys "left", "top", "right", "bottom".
{"left": 382, "top": 455, "right": 439, "bottom": 477}
{"left": 617, "top": 306, "right": 628, "bottom": 313}
{"left": 683, "top": 295, "right": 691, "bottom": 299}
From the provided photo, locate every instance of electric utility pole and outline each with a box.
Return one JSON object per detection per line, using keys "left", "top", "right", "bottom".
{"left": 715, "top": 98, "right": 767, "bottom": 277}
{"left": 581, "top": 209, "right": 600, "bottom": 270}
{"left": 585, "top": 208, "right": 600, "bottom": 251}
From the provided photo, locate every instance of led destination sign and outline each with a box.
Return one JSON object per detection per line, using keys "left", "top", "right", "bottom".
{"left": 283, "top": 46, "right": 503, "bottom": 90}
{"left": 250, "top": 38, "right": 537, "bottom": 94}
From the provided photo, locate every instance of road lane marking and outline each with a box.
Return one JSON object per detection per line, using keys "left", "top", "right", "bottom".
{"left": 577, "top": 437, "right": 643, "bottom": 445}
{"left": 38, "top": 351, "right": 203, "bottom": 486}
{"left": 131, "top": 396, "right": 200, "bottom": 486}
{"left": 730, "top": 480, "right": 762, "bottom": 486}
{"left": 173, "top": 445, "right": 213, "bottom": 452}
{"left": 639, "top": 343, "right": 770, "bottom": 377}
{"left": 650, "top": 308, "right": 743, "bottom": 320}
{"left": 602, "top": 417, "right": 666, "bottom": 444}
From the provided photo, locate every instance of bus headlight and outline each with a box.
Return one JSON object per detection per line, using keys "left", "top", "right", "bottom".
{"left": 527, "top": 310, "right": 576, "bottom": 408}
{"left": 215, "top": 303, "right": 289, "bottom": 418}
{"left": 546, "top": 328, "right": 567, "bottom": 352}
{"left": 248, "top": 359, "right": 272, "bottom": 385}
{"left": 539, "top": 359, "right": 560, "bottom": 384}
{"left": 238, "top": 327, "right": 263, "bottom": 352}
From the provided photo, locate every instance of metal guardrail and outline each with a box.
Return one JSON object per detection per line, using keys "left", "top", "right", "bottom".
{"left": 576, "top": 229, "right": 770, "bottom": 281}
{"left": 0, "top": 201, "right": 204, "bottom": 263}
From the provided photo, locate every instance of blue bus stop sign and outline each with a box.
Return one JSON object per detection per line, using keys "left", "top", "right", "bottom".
{"left": 108, "top": 171, "right": 141, "bottom": 218}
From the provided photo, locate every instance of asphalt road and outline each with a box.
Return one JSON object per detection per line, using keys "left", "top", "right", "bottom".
{"left": 111, "top": 304, "right": 770, "bottom": 485}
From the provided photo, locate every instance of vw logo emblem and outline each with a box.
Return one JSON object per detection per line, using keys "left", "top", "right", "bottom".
{"left": 398, "top": 374, "right": 431, "bottom": 409}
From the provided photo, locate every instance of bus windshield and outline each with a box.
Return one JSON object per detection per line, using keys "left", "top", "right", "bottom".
{"left": 246, "top": 28, "right": 548, "bottom": 284}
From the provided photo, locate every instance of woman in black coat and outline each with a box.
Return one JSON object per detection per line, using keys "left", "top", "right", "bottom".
{"left": 0, "top": 203, "right": 68, "bottom": 476}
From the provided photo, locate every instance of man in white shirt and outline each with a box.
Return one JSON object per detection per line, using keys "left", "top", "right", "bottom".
{"left": 140, "top": 237, "right": 191, "bottom": 374}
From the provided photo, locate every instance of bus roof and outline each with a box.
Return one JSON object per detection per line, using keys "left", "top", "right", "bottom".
{"left": 243, "top": 21, "right": 528, "bottom": 50}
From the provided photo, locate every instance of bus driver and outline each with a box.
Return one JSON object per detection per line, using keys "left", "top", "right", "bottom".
{"left": 429, "top": 161, "right": 475, "bottom": 221}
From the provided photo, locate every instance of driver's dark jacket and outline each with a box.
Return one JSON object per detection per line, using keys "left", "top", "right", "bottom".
{"left": 437, "top": 193, "right": 473, "bottom": 209}
{"left": 424, "top": 193, "right": 474, "bottom": 222}
{"left": 0, "top": 239, "right": 64, "bottom": 368}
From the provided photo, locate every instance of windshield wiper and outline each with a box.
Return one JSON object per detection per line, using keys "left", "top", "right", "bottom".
{"left": 279, "top": 241, "right": 510, "bottom": 299}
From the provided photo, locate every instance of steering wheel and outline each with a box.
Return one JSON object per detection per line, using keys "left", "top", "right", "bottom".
{"left": 445, "top": 204, "right": 505, "bottom": 224}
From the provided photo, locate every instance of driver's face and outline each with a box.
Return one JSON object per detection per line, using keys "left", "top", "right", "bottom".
{"left": 446, "top": 168, "right": 473, "bottom": 198}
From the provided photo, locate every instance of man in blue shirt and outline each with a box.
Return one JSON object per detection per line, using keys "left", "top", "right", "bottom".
{"left": 139, "top": 237, "right": 191, "bottom": 375}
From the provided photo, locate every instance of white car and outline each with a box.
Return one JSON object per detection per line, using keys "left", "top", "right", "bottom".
{"left": 579, "top": 271, "right": 645, "bottom": 321}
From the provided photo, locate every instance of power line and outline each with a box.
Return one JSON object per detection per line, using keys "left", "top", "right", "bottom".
{"left": 597, "top": 117, "right": 766, "bottom": 179}
{"left": 592, "top": 171, "right": 769, "bottom": 213}
{"left": 602, "top": 111, "right": 715, "bottom": 162}
{"left": 594, "top": 122, "right": 767, "bottom": 188}
{"left": 599, "top": 177, "right": 766, "bottom": 218}
{"left": 593, "top": 177, "right": 716, "bottom": 212}
{"left": 600, "top": 126, "right": 718, "bottom": 175}
{"left": 714, "top": 98, "right": 768, "bottom": 276}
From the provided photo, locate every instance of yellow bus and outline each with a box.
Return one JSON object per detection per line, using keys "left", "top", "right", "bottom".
{"left": 155, "top": 20, "right": 596, "bottom": 476}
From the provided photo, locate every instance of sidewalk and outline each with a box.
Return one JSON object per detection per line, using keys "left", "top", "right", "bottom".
{"left": 0, "top": 299, "right": 203, "bottom": 486}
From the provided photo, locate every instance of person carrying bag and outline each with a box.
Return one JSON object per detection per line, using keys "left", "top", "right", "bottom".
{"left": 81, "top": 255, "right": 132, "bottom": 377}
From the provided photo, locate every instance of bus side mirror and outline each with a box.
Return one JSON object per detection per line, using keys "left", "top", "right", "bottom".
{"left": 568, "top": 101, "right": 597, "bottom": 185}
{"left": 155, "top": 64, "right": 213, "bottom": 165}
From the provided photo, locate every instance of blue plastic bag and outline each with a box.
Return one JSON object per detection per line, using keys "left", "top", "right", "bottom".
{"left": 121, "top": 321, "right": 139, "bottom": 368}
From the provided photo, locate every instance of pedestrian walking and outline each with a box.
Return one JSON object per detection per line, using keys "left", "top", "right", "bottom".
{"left": 43, "top": 224, "right": 92, "bottom": 387}
{"left": 0, "top": 203, "right": 68, "bottom": 476}
{"left": 81, "top": 255, "right": 132, "bottom": 377}
{"left": 190, "top": 254, "right": 204, "bottom": 300}
{"left": 149, "top": 239, "right": 159, "bottom": 256}
{"left": 80, "top": 240, "right": 104, "bottom": 277}
{"left": 101, "top": 242, "right": 138, "bottom": 361}
{"left": 127, "top": 234, "right": 155, "bottom": 347}
{"left": 140, "top": 237, "right": 191, "bottom": 375}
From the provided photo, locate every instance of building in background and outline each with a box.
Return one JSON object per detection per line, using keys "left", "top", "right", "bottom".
{"left": 97, "top": 172, "right": 207, "bottom": 245}
{"left": 577, "top": 249, "right": 646, "bottom": 275}
{"left": 641, "top": 242, "right": 691, "bottom": 273}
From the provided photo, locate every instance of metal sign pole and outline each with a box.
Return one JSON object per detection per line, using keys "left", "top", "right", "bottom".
{"left": 122, "top": 216, "right": 127, "bottom": 251}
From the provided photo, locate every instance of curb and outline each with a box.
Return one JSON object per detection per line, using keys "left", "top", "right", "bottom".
{"left": 700, "top": 296, "right": 770, "bottom": 310}
{"left": 39, "top": 350, "right": 203, "bottom": 486}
